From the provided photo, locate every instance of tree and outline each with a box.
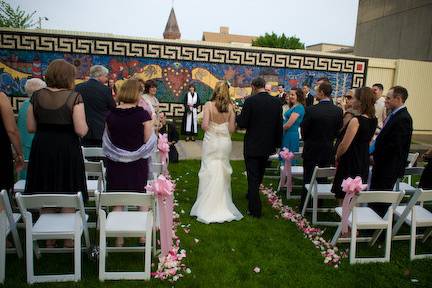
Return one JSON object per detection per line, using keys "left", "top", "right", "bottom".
{"left": 252, "top": 32, "right": 305, "bottom": 50}
{"left": 0, "top": 0, "right": 36, "bottom": 28}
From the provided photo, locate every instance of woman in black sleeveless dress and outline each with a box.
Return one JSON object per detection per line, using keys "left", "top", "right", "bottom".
{"left": 332, "top": 87, "right": 377, "bottom": 201}
{"left": 25, "top": 59, "right": 88, "bottom": 202}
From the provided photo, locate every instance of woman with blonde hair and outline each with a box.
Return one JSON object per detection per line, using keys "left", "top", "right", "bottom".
{"left": 190, "top": 81, "right": 243, "bottom": 224}
{"left": 102, "top": 79, "right": 156, "bottom": 246}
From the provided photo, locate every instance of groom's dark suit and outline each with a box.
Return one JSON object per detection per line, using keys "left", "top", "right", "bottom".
{"left": 237, "top": 91, "right": 283, "bottom": 217}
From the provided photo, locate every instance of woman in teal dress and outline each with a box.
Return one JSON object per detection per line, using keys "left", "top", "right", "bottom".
{"left": 282, "top": 87, "right": 305, "bottom": 154}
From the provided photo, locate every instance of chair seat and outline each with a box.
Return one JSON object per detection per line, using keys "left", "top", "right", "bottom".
{"left": 268, "top": 154, "right": 279, "bottom": 160}
{"left": 304, "top": 184, "right": 334, "bottom": 197}
{"left": 13, "top": 180, "right": 26, "bottom": 193}
{"left": 280, "top": 165, "right": 303, "bottom": 175}
{"left": 105, "top": 211, "right": 151, "bottom": 233}
{"left": 33, "top": 213, "right": 88, "bottom": 235}
{"left": 395, "top": 205, "right": 432, "bottom": 227}
{"left": 335, "top": 207, "right": 388, "bottom": 228}
{"left": 395, "top": 182, "right": 416, "bottom": 191}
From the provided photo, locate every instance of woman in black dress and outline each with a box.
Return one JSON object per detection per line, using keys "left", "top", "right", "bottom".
{"left": 25, "top": 59, "right": 88, "bottom": 247}
{"left": 332, "top": 87, "right": 377, "bottom": 203}
{"left": 0, "top": 92, "right": 24, "bottom": 191}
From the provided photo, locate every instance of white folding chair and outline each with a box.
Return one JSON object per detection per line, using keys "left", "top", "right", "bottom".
{"left": 393, "top": 189, "right": 432, "bottom": 260}
{"left": 331, "top": 190, "right": 405, "bottom": 264}
{"left": 301, "top": 166, "right": 338, "bottom": 226}
{"left": 150, "top": 150, "right": 163, "bottom": 180}
{"left": 16, "top": 192, "right": 90, "bottom": 284}
{"left": 394, "top": 167, "right": 424, "bottom": 193}
{"left": 96, "top": 192, "right": 155, "bottom": 281}
{"left": 0, "top": 190, "right": 23, "bottom": 283}
{"left": 277, "top": 152, "right": 303, "bottom": 199}
{"left": 81, "top": 146, "right": 104, "bottom": 159}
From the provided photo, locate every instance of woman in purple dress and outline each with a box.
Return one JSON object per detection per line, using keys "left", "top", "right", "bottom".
{"left": 103, "top": 79, "right": 156, "bottom": 246}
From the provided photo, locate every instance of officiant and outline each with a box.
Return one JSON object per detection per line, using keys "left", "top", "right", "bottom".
{"left": 181, "top": 84, "right": 201, "bottom": 141}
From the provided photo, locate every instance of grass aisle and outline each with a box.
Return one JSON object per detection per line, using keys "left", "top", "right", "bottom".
{"left": 3, "top": 160, "right": 432, "bottom": 287}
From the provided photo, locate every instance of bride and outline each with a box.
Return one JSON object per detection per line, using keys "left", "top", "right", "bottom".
{"left": 190, "top": 81, "right": 243, "bottom": 224}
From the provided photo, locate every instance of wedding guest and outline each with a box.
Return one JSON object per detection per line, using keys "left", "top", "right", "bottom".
{"left": 370, "top": 86, "right": 413, "bottom": 214}
{"left": 17, "top": 78, "right": 46, "bottom": 179}
{"left": 159, "top": 112, "right": 179, "bottom": 163}
{"left": 237, "top": 77, "right": 283, "bottom": 218}
{"left": 372, "top": 83, "right": 386, "bottom": 131}
{"left": 282, "top": 88, "right": 305, "bottom": 154}
{"left": 142, "top": 79, "right": 160, "bottom": 129}
{"left": 108, "top": 78, "right": 117, "bottom": 99}
{"left": 265, "top": 83, "right": 272, "bottom": 94}
{"left": 303, "top": 84, "right": 314, "bottom": 107}
{"left": 182, "top": 84, "right": 200, "bottom": 141}
{"left": 0, "top": 92, "right": 23, "bottom": 191}
{"left": 341, "top": 89, "right": 358, "bottom": 130}
{"left": 300, "top": 82, "right": 343, "bottom": 207}
{"left": 103, "top": 79, "right": 156, "bottom": 246}
{"left": 419, "top": 148, "right": 432, "bottom": 189}
{"left": 76, "top": 65, "right": 115, "bottom": 147}
{"left": 25, "top": 59, "right": 88, "bottom": 248}
{"left": 276, "top": 84, "right": 286, "bottom": 104}
{"left": 331, "top": 87, "right": 377, "bottom": 203}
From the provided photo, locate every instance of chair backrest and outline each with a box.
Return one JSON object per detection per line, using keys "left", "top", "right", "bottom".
{"left": 407, "top": 152, "right": 419, "bottom": 168}
{"left": 16, "top": 192, "right": 85, "bottom": 211}
{"left": 355, "top": 191, "right": 405, "bottom": 205}
{"left": 96, "top": 192, "right": 155, "bottom": 211}
{"left": 311, "top": 166, "right": 336, "bottom": 180}
{"left": 82, "top": 146, "right": 104, "bottom": 159}
{"left": 416, "top": 189, "right": 432, "bottom": 203}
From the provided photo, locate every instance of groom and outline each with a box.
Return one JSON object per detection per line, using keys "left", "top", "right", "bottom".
{"left": 237, "top": 77, "right": 283, "bottom": 218}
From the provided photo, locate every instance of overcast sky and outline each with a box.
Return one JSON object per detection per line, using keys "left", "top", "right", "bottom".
{"left": 11, "top": 0, "right": 359, "bottom": 46}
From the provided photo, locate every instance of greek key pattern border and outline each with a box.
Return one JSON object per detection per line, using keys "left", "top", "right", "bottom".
{"left": 0, "top": 31, "right": 368, "bottom": 88}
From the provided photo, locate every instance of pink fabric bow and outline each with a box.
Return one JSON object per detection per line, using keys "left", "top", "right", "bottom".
{"left": 158, "top": 133, "right": 170, "bottom": 175}
{"left": 145, "top": 175, "right": 175, "bottom": 256}
{"left": 279, "top": 148, "right": 295, "bottom": 193}
{"left": 341, "top": 176, "right": 367, "bottom": 234}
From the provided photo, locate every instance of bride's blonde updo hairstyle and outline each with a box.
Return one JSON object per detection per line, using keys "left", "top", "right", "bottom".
{"left": 211, "top": 80, "right": 231, "bottom": 113}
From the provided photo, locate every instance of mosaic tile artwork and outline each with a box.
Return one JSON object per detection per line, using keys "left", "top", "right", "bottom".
{"left": 0, "top": 30, "right": 368, "bottom": 116}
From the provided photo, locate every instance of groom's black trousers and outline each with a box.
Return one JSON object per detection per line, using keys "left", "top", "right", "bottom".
{"left": 245, "top": 155, "right": 268, "bottom": 217}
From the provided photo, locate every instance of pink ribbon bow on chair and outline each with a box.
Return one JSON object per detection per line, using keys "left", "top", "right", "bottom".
{"left": 341, "top": 176, "right": 367, "bottom": 234}
{"left": 145, "top": 175, "right": 175, "bottom": 256}
{"left": 279, "top": 148, "right": 294, "bottom": 193}
{"left": 158, "top": 133, "right": 170, "bottom": 175}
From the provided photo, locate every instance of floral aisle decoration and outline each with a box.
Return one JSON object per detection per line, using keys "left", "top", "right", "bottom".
{"left": 340, "top": 176, "right": 367, "bottom": 234}
{"left": 279, "top": 148, "right": 294, "bottom": 193}
{"left": 148, "top": 174, "right": 190, "bottom": 282}
{"left": 260, "top": 186, "right": 346, "bottom": 267}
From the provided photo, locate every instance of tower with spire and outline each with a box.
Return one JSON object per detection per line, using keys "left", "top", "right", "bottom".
{"left": 163, "top": 7, "right": 181, "bottom": 40}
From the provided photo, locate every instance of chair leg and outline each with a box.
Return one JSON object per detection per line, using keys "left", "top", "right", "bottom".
{"left": 74, "top": 234, "right": 81, "bottom": 282}
{"left": 422, "top": 227, "right": 432, "bottom": 243}
{"left": 98, "top": 212, "right": 106, "bottom": 281}
{"left": 385, "top": 226, "right": 392, "bottom": 262}
{"left": 312, "top": 197, "right": 318, "bottom": 225}
{"left": 10, "top": 225, "right": 23, "bottom": 258}
{"left": 350, "top": 222, "right": 357, "bottom": 264}
{"left": 410, "top": 219, "right": 417, "bottom": 260}
{"left": 25, "top": 231, "right": 34, "bottom": 284}
{"left": 369, "top": 229, "right": 383, "bottom": 247}
{"left": 145, "top": 230, "right": 152, "bottom": 280}
{"left": 331, "top": 224, "right": 342, "bottom": 246}
{"left": 0, "top": 217, "right": 6, "bottom": 284}
{"left": 301, "top": 191, "right": 311, "bottom": 216}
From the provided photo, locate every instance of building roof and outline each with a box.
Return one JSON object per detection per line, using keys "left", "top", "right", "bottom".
{"left": 202, "top": 27, "right": 257, "bottom": 45}
{"left": 163, "top": 8, "right": 181, "bottom": 40}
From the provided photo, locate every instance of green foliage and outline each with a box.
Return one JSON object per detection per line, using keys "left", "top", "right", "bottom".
{"left": 252, "top": 32, "right": 305, "bottom": 50}
{"left": 0, "top": 0, "right": 36, "bottom": 28}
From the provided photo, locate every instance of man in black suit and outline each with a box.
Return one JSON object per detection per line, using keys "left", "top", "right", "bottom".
{"left": 76, "top": 65, "right": 116, "bottom": 147}
{"left": 370, "top": 86, "right": 413, "bottom": 191}
{"left": 276, "top": 84, "right": 286, "bottom": 104}
{"left": 302, "top": 84, "right": 314, "bottom": 107}
{"left": 237, "top": 77, "right": 283, "bottom": 218}
{"left": 300, "top": 82, "right": 343, "bottom": 207}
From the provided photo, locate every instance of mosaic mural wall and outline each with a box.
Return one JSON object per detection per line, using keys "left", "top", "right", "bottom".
{"left": 0, "top": 29, "right": 368, "bottom": 116}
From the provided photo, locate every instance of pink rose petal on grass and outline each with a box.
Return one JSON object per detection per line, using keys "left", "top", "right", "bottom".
{"left": 253, "top": 267, "right": 261, "bottom": 273}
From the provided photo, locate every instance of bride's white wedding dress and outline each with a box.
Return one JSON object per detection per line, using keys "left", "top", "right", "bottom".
{"left": 190, "top": 108, "right": 243, "bottom": 224}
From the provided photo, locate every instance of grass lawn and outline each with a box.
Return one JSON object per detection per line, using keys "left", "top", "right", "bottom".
{"left": 3, "top": 160, "right": 432, "bottom": 287}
